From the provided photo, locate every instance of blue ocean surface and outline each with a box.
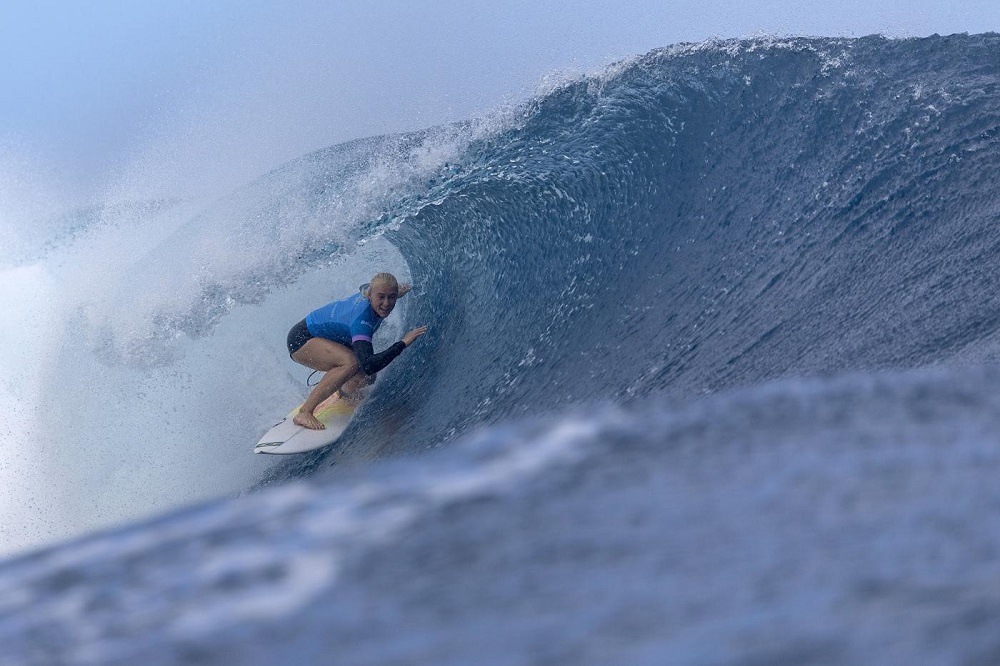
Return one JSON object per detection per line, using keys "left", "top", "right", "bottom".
{"left": 3, "top": 34, "right": 1000, "bottom": 664}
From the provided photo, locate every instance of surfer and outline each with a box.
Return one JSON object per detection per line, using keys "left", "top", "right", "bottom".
{"left": 286, "top": 272, "right": 428, "bottom": 430}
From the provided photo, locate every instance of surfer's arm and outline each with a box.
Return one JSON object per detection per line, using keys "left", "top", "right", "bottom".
{"left": 398, "top": 282, "right": 412, "bottom": 297}
{"left": 352, "top": 339, "right": 406, "bottom": 375}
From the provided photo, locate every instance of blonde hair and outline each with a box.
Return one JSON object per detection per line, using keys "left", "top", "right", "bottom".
{"left": 361, "top": 272, "right": 398, "bottom": 298}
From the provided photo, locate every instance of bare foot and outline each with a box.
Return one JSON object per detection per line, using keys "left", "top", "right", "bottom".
{"left": 293, "top": 411, "right": 325, "bottom": 430}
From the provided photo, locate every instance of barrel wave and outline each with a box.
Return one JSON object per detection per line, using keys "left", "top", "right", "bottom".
{"left": 5, "top": 34, "right": 1000, "bottom": 664}
{"left": 289, "top": 33, "right": 1000, "bottom": 471}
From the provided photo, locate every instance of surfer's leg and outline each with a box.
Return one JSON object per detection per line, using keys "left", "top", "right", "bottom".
{"left": 290, "top": 337, "right": 354, "bottom": 372}
{"left": 291, "top": 339, "right": 358, "bottom": 429}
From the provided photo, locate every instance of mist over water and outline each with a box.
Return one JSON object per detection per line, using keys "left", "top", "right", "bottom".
{"left": 0, "top": 126, "right": 480, "bottom": 553}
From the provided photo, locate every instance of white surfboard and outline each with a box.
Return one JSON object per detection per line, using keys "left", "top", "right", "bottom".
{"left": 254, "top": 393, "right": 357, "bottom": 455}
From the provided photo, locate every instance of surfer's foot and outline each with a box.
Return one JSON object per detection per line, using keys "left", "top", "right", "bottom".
{"left": 293, "top": 411, "right": 325, "bottom": 430}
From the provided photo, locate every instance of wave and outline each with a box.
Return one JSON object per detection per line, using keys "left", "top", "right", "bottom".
{"left": 273, "top": 33, "right": 1000, "bottom": 476}
{"left": 6, "top": 364, "right": 1000, "bottom": 664}
{"left": 3, "top": 32, "right": 1000, "bottom": 663}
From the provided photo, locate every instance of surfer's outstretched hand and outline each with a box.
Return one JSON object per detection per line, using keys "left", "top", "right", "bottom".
{"left": 294, "top": 411, "right": 325, "bottom": 430}
{"left": 402, "top": 325, "right": 428, "bottom": 346}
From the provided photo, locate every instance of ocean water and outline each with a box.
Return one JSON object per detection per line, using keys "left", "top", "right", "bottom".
{"left": 3, "top": 33, "right": 1000, "bottom": 664}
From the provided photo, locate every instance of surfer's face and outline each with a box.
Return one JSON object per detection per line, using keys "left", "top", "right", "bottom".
{"left": 369, "top": 284, "right": 398, "bottom": 318}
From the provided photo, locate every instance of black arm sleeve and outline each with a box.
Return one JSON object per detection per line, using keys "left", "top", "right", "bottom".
{"left": 352, "top": 339, "right": 406, "bottom": 375}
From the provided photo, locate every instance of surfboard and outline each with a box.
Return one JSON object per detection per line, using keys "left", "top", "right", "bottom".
{"left": 254, "top": 393, "right": 357, "bottom": 455}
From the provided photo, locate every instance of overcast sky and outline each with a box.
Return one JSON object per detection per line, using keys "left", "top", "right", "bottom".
{"left": 1, "top": 0, "right": 998, "bottom": 200}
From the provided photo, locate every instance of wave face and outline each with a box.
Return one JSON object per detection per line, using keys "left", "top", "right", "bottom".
{"left": 5, "top": 33, "right": 1000, "bottom": 664}
{"left": 287, "top": 33, "right": 1000, "bottom": 470}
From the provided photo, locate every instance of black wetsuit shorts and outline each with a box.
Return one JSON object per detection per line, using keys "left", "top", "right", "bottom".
{"left": 286, "top": 319, "right": 314, "bottom": 357}
{"left": 286, "top": 318, "right": 406, "bottom": 373}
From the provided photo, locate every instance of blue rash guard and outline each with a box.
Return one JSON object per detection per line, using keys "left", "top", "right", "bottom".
{"left": 305, "top": 292, "right": 382, "bottom": 345}
{"left": 301, "top": 292, "right": 406, "bottom": 374}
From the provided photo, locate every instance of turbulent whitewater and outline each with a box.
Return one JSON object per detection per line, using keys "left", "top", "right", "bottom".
{"left": 4, "top": 33, "right": 1000, "bottom": 664}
